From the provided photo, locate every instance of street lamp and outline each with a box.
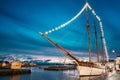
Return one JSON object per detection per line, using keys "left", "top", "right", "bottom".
{"left": 112, "top": 50, "right": 117, "bottom": 58}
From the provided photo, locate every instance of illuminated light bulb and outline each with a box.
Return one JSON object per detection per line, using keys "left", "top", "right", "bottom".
{"left": 55, "top": 28, "right": 58, "bottom": 30}
{"left": 112, "top": 50, "right": 115, "bottom": 53}
{"left": 52, "top": 29, "right": 55, "bottom": 31}
{"left": 92, "top": 10, "right": 96, "bottom": 15}
{"left": 49, "top": 30, "right": 52, "bottom": 33}
{"left": 58, "top": 26, "right": 61, "bottom": 29}
{"left": 96, "top": 16, "right": 101, "bottom": 21}
{"left": 62, "top": 24, "right": 65, "bottom": 27}
{"left": 60, "top": 25, "right": 64, "bottom": 28}
{"left": 45, "top": 32, "right": 48, "bottom": 34}
{"left": 61, "top": 25, "right": 64, "bottom": 27}
{"left": 64, "top": 22, "right": 68, "bottom": 26}
{"left": 100, "top": 22, "right": 102, "bottom": 26}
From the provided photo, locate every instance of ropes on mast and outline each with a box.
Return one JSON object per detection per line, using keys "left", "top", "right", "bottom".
{"left": 87, "top": 3, "right": 109, "bottom": 62}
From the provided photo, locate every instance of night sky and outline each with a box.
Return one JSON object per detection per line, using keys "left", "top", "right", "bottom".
{"left": 0, "top": 0, "right": 120, "bottom": 59}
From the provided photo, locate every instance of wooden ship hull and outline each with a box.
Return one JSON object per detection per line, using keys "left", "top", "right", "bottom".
{"left": 75, "top": 62, "right": 106, "bottom": 76}
{"left": 77, "top": 65, "right": 106, "bottom": 76}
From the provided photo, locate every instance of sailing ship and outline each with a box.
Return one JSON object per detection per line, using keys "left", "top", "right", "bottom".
{"left": 39, "top": 2, "right": 110, "bottom": 76}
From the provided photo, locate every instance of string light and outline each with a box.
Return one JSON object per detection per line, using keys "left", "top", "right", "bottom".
{"left": 60, "top": 25, "right": 64, "bottom": 28}
{"left": 55, "top": 28, "right": 58, "bottom": 30}
{"left": 96, "top": 16, "right": 101, "bottom": 21}
{"left": 58, "top": 26, "right": 61, "bottom": 29}
{"left": 99, "top": 21, "right": 102, "bottom": 27}
{"left": 52, "top": 29, "right": 55, "bottom": 31}
{"left": 49, "top": 30, "right": 52, "bottom": 33}
{"left": 92, "top": 10, "right": 96, "bottom": 16}
{"left": 45, "top": 32, "right": 48, "bottom": 34}
{"left": 41, "top": 3, "right": 87, "bottom": 35}
{"left": 41, "top": 3, "right": 103, "bottom": 35}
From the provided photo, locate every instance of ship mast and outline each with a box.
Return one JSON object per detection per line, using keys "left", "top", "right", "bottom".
{"left": 86, "top": 2, "right": 92, "bottom": 63}
{"left": 101, "top": 33, "right": 105, "bottom": 62}
{"left": 86, "top": 1, "right": 109, "bottom": 62}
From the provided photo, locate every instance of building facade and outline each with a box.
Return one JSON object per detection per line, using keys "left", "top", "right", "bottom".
{"left": 11, "top": 62, "right": 22, "bottom": 69}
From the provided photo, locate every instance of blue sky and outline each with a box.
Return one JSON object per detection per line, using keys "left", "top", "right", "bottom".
{"left": 0, "top": 0, "right": 120, "bottom": 59}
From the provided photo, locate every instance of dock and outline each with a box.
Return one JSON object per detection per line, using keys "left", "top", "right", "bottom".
{"left": 0, "top": 69, "right": 31, "bottom": 76}
{"left": 40, "top": 65, "right": 76, "bottom": 71}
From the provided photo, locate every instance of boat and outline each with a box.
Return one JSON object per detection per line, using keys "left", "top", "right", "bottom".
{"left": 39, "top": 2, "right": 110, "bottom": 77}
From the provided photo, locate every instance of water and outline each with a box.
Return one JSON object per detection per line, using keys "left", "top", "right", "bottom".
{"left": 0, "top": 67, "right": 120, "bottom": 80}
{"left": 0, "top": 67, "right": 79, "bottom": 80}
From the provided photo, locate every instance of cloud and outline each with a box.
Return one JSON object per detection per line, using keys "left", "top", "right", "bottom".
{"left": 11, "top": 49, "right": 44, "bottom": 54}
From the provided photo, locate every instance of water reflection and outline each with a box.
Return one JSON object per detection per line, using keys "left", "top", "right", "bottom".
{"left": 0, "top": 67, "right": 98, "bottom": 80}
{"left": 10, "top": 75, "right": 20, "bottom": 80}
{"left": 0, "top": 67, "right": 120, "bottom": 80}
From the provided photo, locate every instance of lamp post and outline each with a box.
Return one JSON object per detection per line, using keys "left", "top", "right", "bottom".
{"left": 112, "top": 50, "right": 117, "bottom": 58}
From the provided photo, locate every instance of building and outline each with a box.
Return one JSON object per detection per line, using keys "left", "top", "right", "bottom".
{"left": 115, "top": 56, "right": 120, "bottom": 71}
{"left": 2, "top": 62, "right": 7, "bottom": 67}
{"left": 11, "top": 62, "right": 22, "bottom": 69}
{"left": 0, "top": 61, "right": 10, "bottom": 68}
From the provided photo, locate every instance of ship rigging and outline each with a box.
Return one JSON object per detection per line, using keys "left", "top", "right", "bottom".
{"left": 39, "top": 2, "right": 109, "bottom": 76}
